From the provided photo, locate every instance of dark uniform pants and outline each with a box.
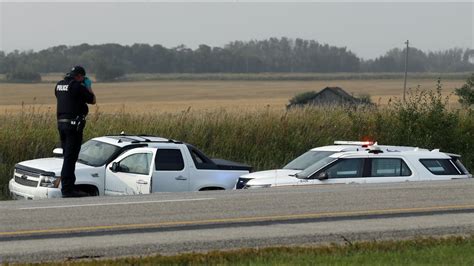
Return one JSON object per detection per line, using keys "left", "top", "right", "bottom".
{"left": 58, "top": 121, "right": 85, "bottom": 194}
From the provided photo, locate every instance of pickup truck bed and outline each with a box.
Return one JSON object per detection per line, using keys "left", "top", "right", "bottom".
{"left": 212, "top": 159, "right": 252, "bottom": 171}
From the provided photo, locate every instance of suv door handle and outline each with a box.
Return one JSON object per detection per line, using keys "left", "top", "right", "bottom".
{"left": 136, "top": 179, "right": 148, "bottom": 185}
{"left": 175, "top": 176, "right": 187, "bottom": 181}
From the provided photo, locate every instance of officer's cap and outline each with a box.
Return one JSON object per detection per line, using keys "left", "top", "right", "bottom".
{"left": 69, "top": 66, "right": 86, "bottom": 77}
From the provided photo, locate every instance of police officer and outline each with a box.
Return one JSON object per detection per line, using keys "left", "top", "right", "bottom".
{"left": 55, "top": 66, "right": 96, "bottom": 197}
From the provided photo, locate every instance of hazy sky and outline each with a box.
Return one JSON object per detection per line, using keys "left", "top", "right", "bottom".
{"left": 0, "top": 1, "right": 472, "bottom": 59}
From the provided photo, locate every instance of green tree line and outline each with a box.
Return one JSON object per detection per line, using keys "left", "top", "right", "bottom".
{"left": 0, "top": 37, "right": 472, "bottom": 78}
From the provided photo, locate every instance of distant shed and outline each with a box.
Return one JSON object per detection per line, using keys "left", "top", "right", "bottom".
{"left": 287, "top": 87, "right": 370, "bottom": 108}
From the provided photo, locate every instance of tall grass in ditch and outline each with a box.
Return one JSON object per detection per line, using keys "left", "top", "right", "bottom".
{"left": 0, "top": 86, "right": 472, "bottom": 199}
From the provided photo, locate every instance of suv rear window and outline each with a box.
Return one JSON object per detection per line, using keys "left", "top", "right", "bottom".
{"left": 420, "top": 159, "right": 460, "bottom": 175}
{"left": 370, "top": 158, "right": 412, "bottom": 177}
{"left": 453, "top": 158, "right": 470, "bottom": 175}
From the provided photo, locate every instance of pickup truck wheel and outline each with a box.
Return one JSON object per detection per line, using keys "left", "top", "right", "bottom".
{"left": 199, "top": 187, "right": 225, "bottom": 191}
{"left": 75, "top": 185, "right": 99, "bottom": 197}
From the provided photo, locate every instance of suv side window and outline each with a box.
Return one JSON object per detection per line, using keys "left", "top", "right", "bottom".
{"left": 420, "top": 159, "right": 460, "bottom": 175}
{"left": 118, "top": 153, "right": 152, "bottom": 175}
{"left": 370, "top": 158, "right": 412, "bottom": 177}
{"left": 324, "top": 158, "right": 364, "bottom": 178}
{"left": 155, "top": 149, "right": 185, "bottom": 171}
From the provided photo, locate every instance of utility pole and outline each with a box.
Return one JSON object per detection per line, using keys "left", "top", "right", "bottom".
{"left": 403, "top": 40, "right": 409, "bottom": 102}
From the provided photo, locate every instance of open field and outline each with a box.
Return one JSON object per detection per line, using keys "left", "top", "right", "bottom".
{"left": 0, "top": 78, "right": 467, "bottom": 113}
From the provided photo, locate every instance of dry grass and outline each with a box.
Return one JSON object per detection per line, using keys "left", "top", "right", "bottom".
{"left": 0, "top": 78, "right": 465, "bottom": 114}
{"left": 31, "top": 236, "right": 474, "bottom": 265}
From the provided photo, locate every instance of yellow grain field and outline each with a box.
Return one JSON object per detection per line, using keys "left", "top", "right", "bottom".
{"left": 0, "top": 79, "right": 465, "bottom": 114}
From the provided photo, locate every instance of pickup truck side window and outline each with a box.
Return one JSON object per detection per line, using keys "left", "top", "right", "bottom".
{"left": 420, "top": 159, "right": 461, "bottom": 175}
{"left": 324, "top": 158, "right": 364, "bottom": 178}
{"left": 118, "top": 153, "right": 152, "bottom": 175}
{"left": 187, "top": 146, "right": 219, "bottom": 169}
{"left": 370, "top": 158, "right": 412, "bottom": 177}
{"left": 191, "top": 150, "right": 205, "bottom": 164}
{"left": 155, "top": 149, "right": 185, "bottom": 171}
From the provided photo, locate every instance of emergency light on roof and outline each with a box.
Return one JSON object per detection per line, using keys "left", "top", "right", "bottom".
{"left": 334, "top": 140, "right": 377, "bottom": 146}
{"left": 367, "top": 144, "right": 383, "bottom": 154}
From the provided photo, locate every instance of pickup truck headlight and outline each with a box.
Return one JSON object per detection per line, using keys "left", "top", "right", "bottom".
{"left": 236, "top": 177, "right": 253, "bottom": 189}
{"left": 40, "top": 175, "right": 59, "bottom": 188}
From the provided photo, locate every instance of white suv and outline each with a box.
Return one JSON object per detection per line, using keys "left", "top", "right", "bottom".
{"left": 236, "top": 141, "right": 426, "bottom": 189}
{"left": 243, "top": 145, "right": 471, "bottom": 189}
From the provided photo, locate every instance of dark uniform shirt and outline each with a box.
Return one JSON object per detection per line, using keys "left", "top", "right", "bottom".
{"left": 55, "top": 77, "right": 95, "bottom": 119}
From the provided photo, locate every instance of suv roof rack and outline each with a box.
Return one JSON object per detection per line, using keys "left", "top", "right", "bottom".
{"left": 105, "top": 135, "right": 183, "bottom": 144}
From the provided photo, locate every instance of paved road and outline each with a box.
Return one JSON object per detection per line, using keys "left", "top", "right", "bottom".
{"left": 1, "top": 180, "right": 474, "bottom": 263}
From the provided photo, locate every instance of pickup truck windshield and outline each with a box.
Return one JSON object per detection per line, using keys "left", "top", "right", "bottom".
{"left": 78, "top": 140, "right": 120, "bottom": 167}
{"left": 283, "top": 151, "right": 336, "bottom": 170}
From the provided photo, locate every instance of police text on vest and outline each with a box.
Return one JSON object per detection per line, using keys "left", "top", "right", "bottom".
{"left": 56, "top": 85, "right": 69, "bottom": 91}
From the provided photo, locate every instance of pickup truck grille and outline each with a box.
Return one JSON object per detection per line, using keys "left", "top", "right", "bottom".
{"left": 15, "top": 168, "right": 41, "bottom": 178}
{"left": 14, "top": 175, "right": 39, "bottom": 187}
{"left": 13, "top": 166, "right": 45, "bottom": 187}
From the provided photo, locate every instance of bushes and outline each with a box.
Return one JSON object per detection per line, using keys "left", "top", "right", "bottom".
{"left": 455, "top": 73, "right": 474, "bottom": 107}
{"left": 95, "top": 64, "right": 125, "bottom": 82}
{"left": 288, "top": 91, "right": 319, "bottom": 105}
{"left": 387, "top": 80, "right": 459, "bottom": 148}
{"left": 5, "top": 67, "right": 41, "bottom": 83}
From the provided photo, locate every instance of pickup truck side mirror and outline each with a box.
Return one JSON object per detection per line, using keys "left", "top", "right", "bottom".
{"left": 110, "top": 162, "right": 120, "bottom": 173}
{"left": 53, "top": 148, "right": 63, "bottom": 157}
{"left": 316, "top": 172, "right": 329, "bottom": 180}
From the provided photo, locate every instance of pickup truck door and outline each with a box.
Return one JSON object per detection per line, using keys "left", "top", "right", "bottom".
{"left": 151, "top": 147, "right": 190, "bottom": 192}
{"left": 105, "top": 147, "right": 156, "bottom": 196}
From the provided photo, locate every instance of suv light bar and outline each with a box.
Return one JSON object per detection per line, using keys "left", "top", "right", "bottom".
{"left": 334, "top": 141, "right": 377, "bottom": 146}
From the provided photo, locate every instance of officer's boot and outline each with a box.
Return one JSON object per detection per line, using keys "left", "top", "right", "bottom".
{"left": 53, "top": 177, "right": 62, "bottom": 188}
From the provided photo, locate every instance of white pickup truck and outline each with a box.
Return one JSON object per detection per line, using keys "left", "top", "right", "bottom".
{"left": 9, "top": 135, "right": 252, "bottom": 199}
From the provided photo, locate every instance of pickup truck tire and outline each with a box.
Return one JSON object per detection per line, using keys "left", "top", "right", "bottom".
{"left": 199, "top": 187, "right": 225, "bottom": 191}
{"left": 75, "top": 185, "right": 99, "bottom": 197}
